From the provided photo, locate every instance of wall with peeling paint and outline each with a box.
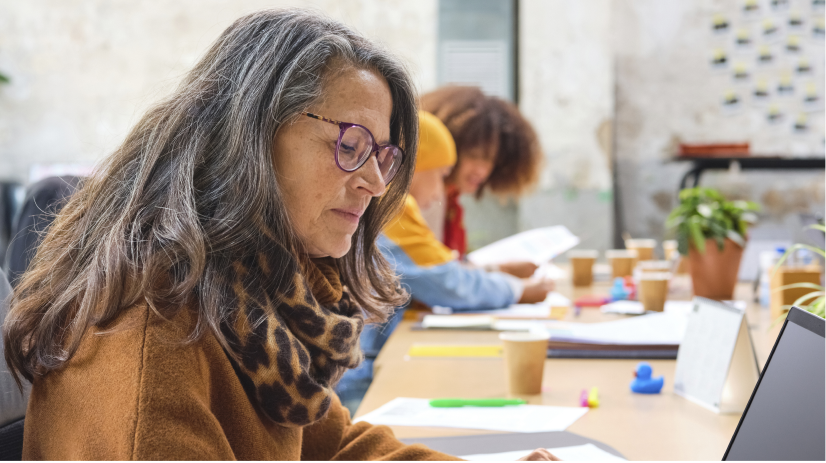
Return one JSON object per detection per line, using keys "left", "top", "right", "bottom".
{"left": 613, "top": 0, "right": 825, "bottom": 250}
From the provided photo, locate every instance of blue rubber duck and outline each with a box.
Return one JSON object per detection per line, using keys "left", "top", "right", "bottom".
{"left": 609, "top": 277, "right": 629, "bottom": 301}
{"left": 630, "top": 362, "right": 664, "bottom": 394}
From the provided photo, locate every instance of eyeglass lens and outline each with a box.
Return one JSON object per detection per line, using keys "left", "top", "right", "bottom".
{"left": 338, "top": 126, "right": 402, "bottom": 183}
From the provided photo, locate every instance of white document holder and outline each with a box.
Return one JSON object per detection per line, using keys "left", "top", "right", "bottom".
{"left": 674, "top": 297, "right": 760, "bottom": 414}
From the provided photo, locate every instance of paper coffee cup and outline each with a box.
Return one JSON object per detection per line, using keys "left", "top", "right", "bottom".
{"left": 638, "top": 272, "right": 671, "bottom": 312}
{"left": 625, "top": 238, "right": 657, "bottom": 261}
{"left": 606, "top": 249, "right": 638, "bottom": 278}
{"left": 499, "top": 331, "right": 550, "bottom": 395}
{"left": 662, "top": 240, "right": 678, "bottom": 261}
{"left": 568, "top": 250, "right": 598, "bottom": 287}
{"left": 662, "top": 240, "right": 689, "bottom": 274}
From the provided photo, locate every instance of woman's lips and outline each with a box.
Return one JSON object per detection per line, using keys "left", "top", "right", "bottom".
{"left": 331, "top": 208, "right": 363, "bottom": 225}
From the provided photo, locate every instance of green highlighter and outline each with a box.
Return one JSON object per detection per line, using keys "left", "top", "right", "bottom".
{"left": 429, "top": 398, "right": 527, "bottom": 408}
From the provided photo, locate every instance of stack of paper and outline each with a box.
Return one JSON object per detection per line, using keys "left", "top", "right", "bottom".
{"left": 467, "top": 226, "right": 579, "bottom": 266}
{"left": 355, "top": 398, "right": 588, "bottom": 433}
{"left": 547, "top": 312, "right": 688, "bottom": 350}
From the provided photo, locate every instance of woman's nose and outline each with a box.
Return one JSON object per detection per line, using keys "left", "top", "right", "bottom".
{"left": 357, "top": 156, "right": 386, "bottom": 197}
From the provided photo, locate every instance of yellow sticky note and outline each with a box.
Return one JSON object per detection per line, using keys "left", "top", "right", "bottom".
{"left": 407, "top": 344, "right": 503, "bottom": 358}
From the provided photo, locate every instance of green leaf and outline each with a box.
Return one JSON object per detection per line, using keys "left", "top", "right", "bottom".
{"left": 773, "top": 282, "right": 825, "bottom": 292}
{"left": 0, "top": 72, "right": 9, "bottom": 84}
{"left": 792, "top": 291, "right": 825, "bottom": 307}
{"left": 807, "top": 223, "right": 825, "bottom": 233}
{"left": 688, "top": 217, "right": 706, "bottom": 254}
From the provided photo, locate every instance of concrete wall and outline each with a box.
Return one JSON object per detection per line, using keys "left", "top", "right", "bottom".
{"left": 1, "top": 1, "right": 822, "bottom": 254}
{"left": 613, "top": 0, "right": 825, "bottom": 250}
{"left": 461, "top": 0, "right": 616, "bottom": 253}
{"left": 0, "top": 0, "right": 437, "bottom": 181}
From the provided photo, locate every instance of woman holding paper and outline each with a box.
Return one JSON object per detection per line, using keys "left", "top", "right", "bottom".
{"left": 421, "top": 87, "right": 543, "bottom": 278}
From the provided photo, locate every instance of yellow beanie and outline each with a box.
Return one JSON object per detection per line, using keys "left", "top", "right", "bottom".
{"left": 416, "top": 111, "right": 457, "bottom": 172}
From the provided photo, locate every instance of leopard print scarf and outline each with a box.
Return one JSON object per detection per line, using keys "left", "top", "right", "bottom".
{"left": 221, "top": 252, "right": 364, "bottom": 428}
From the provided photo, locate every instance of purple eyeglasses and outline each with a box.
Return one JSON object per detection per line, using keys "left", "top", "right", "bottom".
{"left": 304, "top": 113, "right": 404, "bottom": 185}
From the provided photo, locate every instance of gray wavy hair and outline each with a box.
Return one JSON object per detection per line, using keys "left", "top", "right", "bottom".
{"left": 4, "top": 8, "right": 417, "bottom": 384}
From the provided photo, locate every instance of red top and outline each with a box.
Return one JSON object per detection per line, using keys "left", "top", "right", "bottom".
{"left": 443, "top": 185, "right": 467, "bottom": 257}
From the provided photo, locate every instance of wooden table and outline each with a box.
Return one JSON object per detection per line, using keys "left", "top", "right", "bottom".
{"left": 355, "top": 275, "right": 781, "bottom": 461}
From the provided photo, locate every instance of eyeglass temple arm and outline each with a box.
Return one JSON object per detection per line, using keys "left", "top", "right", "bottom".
{"left": 304, "top": 112, "right": 342, "bottom": 126}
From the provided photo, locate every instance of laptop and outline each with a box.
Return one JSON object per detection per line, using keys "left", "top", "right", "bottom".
{"left": 723, "top": 306, "right": 825, "bottom": 461}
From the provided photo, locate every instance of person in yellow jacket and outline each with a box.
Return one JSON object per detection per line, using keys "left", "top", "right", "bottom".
{"left": 381, "top": 111, "right": 553, "bottom": 309}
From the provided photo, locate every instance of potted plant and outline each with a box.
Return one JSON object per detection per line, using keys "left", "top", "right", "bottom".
{"left": 666, "top": 187, "right": 759, "bottom": 300}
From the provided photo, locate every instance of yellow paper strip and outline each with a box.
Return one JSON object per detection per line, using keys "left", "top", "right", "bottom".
{"left": 407, "top": 344, "right": 503, "bottom": 358}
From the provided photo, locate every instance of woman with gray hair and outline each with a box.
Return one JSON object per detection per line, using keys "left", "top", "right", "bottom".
{"left": 3, "top": 9, "right": 457, "bottom": 460}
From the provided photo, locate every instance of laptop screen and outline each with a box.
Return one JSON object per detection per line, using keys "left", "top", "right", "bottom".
{"left": 724, "top": 308, "right": 825, "bottom": 461}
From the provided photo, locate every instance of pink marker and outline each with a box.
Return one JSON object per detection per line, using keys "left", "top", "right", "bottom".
{"left": 579, "top": 389, "right": 589, "bottom": 407}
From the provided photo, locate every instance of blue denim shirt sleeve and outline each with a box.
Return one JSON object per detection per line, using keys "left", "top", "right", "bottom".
{"left": 377, "top": 235, "right": 520, "bottom": 311}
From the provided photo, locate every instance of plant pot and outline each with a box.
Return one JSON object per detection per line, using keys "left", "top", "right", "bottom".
{"left": 688, "top": 238, "right": 744, "bottom": 300}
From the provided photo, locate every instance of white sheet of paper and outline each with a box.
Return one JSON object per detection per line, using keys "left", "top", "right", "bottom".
{"left": 599, "top": 300, "right": 697, "bottom": 315}
{"left": 492, "top": 319, "right": 562, "bottom": 331}
{"left": 421, "top": 315, "right": 495, "bottom": 330}
{"left": 446, "top": 293, "right": 571, "bottom": 319}
{"left": 479, "top": 304, "right": 551, "bottom": 318}
{"left": 354, "top": 398, "right": 588, "bottom": 433}
{"left": 548, "top": 312, "right": 688, "bottom": 345}
{"left": 460, "top": 443, "right": 626, "bottom": 461}
{"left": 467, "top": 226, "right": 579, "bottom": 266}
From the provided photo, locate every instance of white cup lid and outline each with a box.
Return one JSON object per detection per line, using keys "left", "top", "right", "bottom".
{"left": 638, "top": 271, "right": 672, "bottom": 280}
{"left": 568, "top": 249, "right": 599, "bottom": 258}
{"left": 625, "top": 238, "right": 657, "bottom": 248}
{"left": 606, "top": 249, "right": 638, "bottom": 259}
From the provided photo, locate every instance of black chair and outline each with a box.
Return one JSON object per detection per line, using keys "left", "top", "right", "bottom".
{"left": 0, "top": 181, "right": 23, "bottom": 267}
{"left": 4, "top": 176, "right": 81, "bottom": 288}
{"left": 0, "top": 269, "right": 26, "bottom": 460}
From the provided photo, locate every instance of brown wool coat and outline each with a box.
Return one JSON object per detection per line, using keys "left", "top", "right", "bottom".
{"left": 22, "top": 303, "right": 459, "bottom": 460}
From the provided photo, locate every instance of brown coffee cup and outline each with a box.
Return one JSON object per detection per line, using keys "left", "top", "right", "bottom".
{"left": 625, "top": 239, "right": 657, "bottom": 261}
{"left": 568, "top": 250, "right": 598, "bottom": 286}
{"left": 606, "top": 249, "right": 638, "bottom": 278}
{"left": 499, "top": 331, "right": 550, "bottom": 395}
{"left": 638, "top": 272, "right": 671, "bottom": 312}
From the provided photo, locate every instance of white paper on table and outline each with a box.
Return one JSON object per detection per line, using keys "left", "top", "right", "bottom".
{"left": 421, "top": 315, "right": 495, "bottom": 330}
{"left": 492, "top": 319, "right": 564, "bottom": 331}
{"left": 599, "top": 300, "right": 697, "bottom": 316}
{"left": 547, "top": 312, "right": 688, "bottom": 345}
{"left": 354, "top": 398, "right": 588, "bottom": 433}
{"left": 467, "top": 226, "right": 579, "bottom": 266}
{"left": 478, "top": 304, "right": 551, "bottom": 318}
{"left": 600, "top": 300, "right": 645, "bottom": 315}
{"left": 460, "top": 443, "right": 626, "bottom": 461}
{"left": 442, "top": 293, "right": 571, "bottom": 320}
